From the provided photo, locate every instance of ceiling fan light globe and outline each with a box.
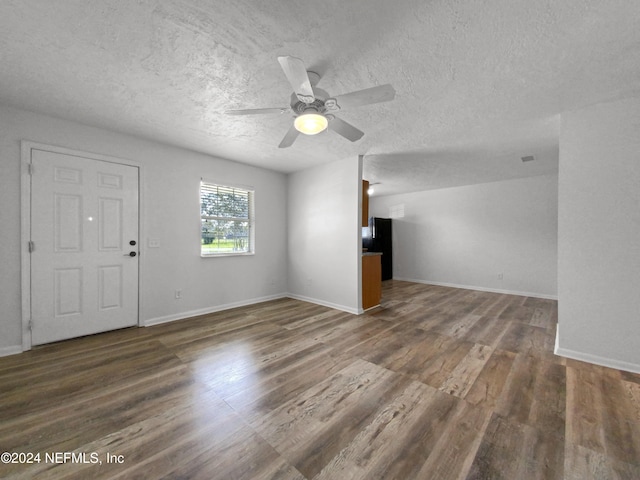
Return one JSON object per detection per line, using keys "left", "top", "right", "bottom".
{"left": 294, "top": 113, "right": 328, "bottom": 135}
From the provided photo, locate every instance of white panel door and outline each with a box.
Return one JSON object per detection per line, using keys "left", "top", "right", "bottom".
{"left": 30, "top": 149, "right": 139, "bottom": 345}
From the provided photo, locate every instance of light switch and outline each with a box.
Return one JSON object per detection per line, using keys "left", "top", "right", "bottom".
{"left": 148, "top": 239, "right": 160, "bottom": 248}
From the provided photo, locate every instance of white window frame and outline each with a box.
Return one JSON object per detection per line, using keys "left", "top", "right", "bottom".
{"left": 200, "top": 179, "right": 255, "bottom": 257}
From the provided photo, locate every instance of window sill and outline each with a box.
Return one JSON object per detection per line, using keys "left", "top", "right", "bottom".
{"left": 201, "top": 252, "right": 255, "bottom": 258}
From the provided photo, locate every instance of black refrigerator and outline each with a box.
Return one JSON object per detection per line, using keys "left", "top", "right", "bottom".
{"left": 363, "top": 217, "right": 393, "bottom": 281}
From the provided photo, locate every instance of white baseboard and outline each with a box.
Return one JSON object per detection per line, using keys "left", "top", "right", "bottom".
{"left": 143, "top": 293, "right": 287, "bottom": 327}
{"left": 393, "top": 277, "right": 558, "bottom": 300}
{"left": 285, "top": 293, "right": 360, "bottom": 315}
{"left": 554, "top": 344, "right": 640, "bottom": 374}
{"left": 0, "top": 345, "right": 23, "bottom": 358}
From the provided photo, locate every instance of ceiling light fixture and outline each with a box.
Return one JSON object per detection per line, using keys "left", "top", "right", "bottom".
{"left": 294, "top": 108, "right": 328, "bottom": 135}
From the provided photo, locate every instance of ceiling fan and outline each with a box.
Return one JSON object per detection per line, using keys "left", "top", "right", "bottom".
{"left": 225, "top": 56, "right": 396, "bottom": 148}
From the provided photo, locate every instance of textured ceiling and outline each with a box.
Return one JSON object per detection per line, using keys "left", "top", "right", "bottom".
{"left": 1, "top": 0, "right": 639, "bottom": 195}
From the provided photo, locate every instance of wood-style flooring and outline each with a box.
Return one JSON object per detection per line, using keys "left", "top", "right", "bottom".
{"left": 1, "top": 280, "right": 639, "bottom": 479}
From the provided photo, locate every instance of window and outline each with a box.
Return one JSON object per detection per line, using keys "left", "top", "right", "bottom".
{"left": 200, "top": 181, "right": 254, "bottom": 256}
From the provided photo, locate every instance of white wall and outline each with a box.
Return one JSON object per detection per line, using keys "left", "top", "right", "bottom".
{"left": 369, "top": 174, "right": 558, "bottom": 298}
{"left": 557, "top": 95, "right": 640, "bottom": 373}
{"left": 287, "top": 156, "right": 361, "bottom": 313}
{"left": 0, "top": 105, "right": 288, "bottom": 354}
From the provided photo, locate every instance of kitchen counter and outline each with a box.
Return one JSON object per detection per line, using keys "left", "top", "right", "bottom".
{"left": 362, "top": 253, "right": 382, "bottom": 310}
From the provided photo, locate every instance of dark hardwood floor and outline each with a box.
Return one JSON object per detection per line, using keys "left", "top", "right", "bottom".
{"left": 1, "top": 280, "right": 639, "bottom": 479}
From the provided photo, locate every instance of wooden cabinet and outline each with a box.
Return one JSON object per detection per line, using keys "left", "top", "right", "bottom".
{"left": 362, "top": 254, "right": 382, "bottom": 310}
{"left": 362, "top": 180, "right": 369, "bottom": 227}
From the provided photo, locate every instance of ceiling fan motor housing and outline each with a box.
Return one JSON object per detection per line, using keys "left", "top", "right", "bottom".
{"left": 291, "top": 95, "right": 325, "bottom": 115}
{"left": 290, "top": 88, "right": 340, "bottom": 117}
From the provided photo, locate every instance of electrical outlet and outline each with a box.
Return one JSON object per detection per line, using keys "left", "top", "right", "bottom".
{"left": 175, "top": 289, "right": 182, "bottom": 299}
{"left": 497, "top": 273, "right": 503, "bottom": 280}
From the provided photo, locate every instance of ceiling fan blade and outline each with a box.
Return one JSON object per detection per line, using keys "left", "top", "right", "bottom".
{"left": 278, "top": 124, "right": 300, "bottom": 148}
{"left": 332, "top": 84, "right": 395, "bottom": 110}
{"left": 328, "top": 116, "right": 365, "bottom": 142}
{"left": 277, "top": 56, "right": 315, "bottom": 104}
{"left": 225, "top": 107, "right": 289, "bottom": 115}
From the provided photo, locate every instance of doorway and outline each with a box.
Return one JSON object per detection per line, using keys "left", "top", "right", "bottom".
{"left": 24, "top": 144, "right": 140, "bottom": 346}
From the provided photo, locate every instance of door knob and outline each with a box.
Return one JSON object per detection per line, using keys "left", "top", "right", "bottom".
{"left": 124, "top": 251, "right": 137, "bottom": 257}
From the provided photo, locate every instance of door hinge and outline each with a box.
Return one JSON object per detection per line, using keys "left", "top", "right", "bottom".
{"left": 28, "top": 163, "right": 34, "bottom": 175}
{"left": 28, "top": 320, "right": 33, "bottom": 331}
{"left": 28, "top": 240, "right": 35, "bottom": 253}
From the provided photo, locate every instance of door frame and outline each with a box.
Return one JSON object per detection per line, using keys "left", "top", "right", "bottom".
{"left": 21, "top": 141, "right": 144, "bottom": 351}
